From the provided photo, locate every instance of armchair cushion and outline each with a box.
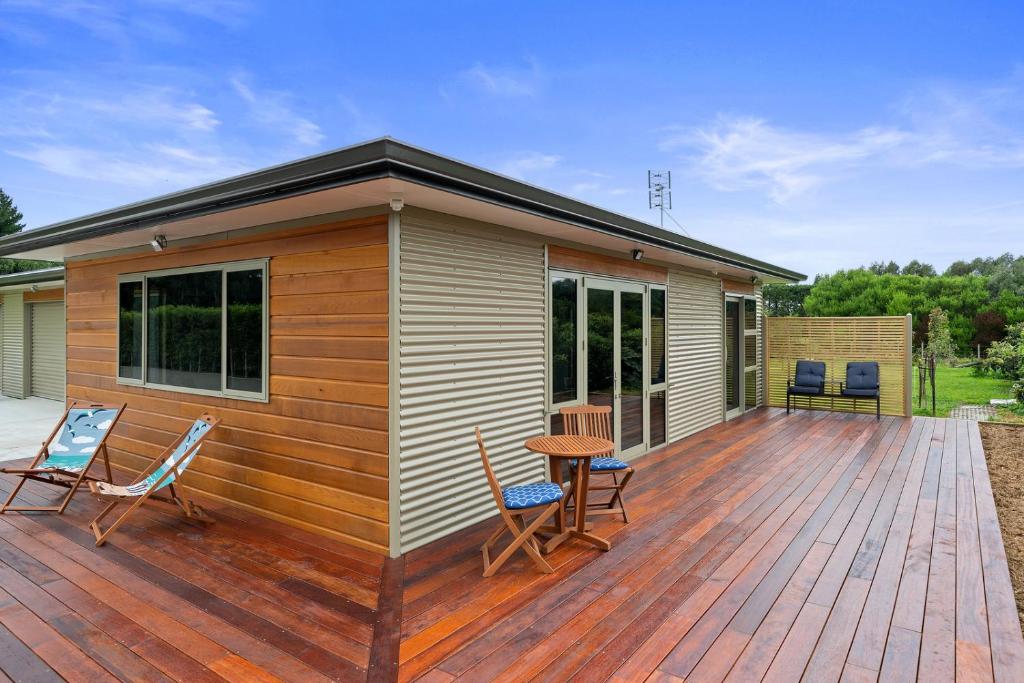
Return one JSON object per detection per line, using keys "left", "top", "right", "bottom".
{"left": 790, "top": 360, "right": 826, "bottom": 393}
{"left": 788, "top": 385, "right": 824, "bottom": 395}
{"left": 845, "top": 362, "right": 879, "bottom": 391}
{"left": 841, "top": 387, "right": 879, "bottom": 398}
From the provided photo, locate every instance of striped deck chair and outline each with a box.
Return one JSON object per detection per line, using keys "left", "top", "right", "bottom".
{"left": 88, "top": 413, "right": 220, "bottom": 546}
{"left": 1, "top": 402, "right": 126, "bottom": 515}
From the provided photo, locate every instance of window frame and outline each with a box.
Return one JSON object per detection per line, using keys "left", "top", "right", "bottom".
{"left": 548, "top": 269, "right": 585, "bottom": 411}
{"left": 116, "top": 258, "right": 270, "bottom": 403}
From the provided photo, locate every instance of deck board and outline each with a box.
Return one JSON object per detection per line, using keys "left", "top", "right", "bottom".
{"left": 0, "top": 408, "right": 1021, "bottom": 682}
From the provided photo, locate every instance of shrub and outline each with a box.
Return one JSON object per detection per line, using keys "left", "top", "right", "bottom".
{"left": 980, "top": 322, "right": 1024, "bottom": 380}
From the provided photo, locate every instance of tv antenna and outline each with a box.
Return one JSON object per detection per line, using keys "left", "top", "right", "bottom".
{"left": 647, "top": 170, "right": 691, "bottom": 236}
{"left": 648, "top": 171, "right": 671, "bottom": 229}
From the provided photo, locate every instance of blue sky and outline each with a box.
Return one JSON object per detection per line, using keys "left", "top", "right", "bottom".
{"left": 1, "top": 1, "right": 1022, "bottom": 278}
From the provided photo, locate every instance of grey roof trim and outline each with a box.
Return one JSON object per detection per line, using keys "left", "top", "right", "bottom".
{"left": 0, "top": 266, "right": 65, "bottom": 287}
{"left": 0, "top": 138, "right": 806, "bottom": 281}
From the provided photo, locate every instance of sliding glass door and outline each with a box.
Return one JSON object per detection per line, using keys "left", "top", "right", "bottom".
{"left": 584, "top": 278, "right": 647, "bottom": 459}
{"left": 725, "top": 298, "right": 742, "bottom": 418}
{"left": 550, "top": 272, "right": 665, "bottom": 459}
{"left": 725, "top": 294, "right": 759, "bottom": 420}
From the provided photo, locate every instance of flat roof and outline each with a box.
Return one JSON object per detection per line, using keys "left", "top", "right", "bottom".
{"left": 0, "top": 266, "right": 64, "bottom": 288}
{"left": 0, "top": 138, "right": 805, "bottom": 282}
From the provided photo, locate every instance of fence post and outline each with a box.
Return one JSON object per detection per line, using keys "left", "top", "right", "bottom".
{"left": 904, "top": 313, "right": 913, "bottom": 417}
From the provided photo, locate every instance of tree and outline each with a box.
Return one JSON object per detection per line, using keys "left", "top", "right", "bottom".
{"left": 926, "top": 307, "right": 956, "bottom": 363}
{"left": 972, "top": 310, "right": 1006, "bottom": 350}
{"left": 0, "top": 187, "right": 25, "bottom": 237}
{"left": 762, "top": 283, "right": 812, "bottom": 316}
{"left": 868, "top": 260, "right": 900, "bottom": 275}
{"left": 901, "top": 260, "right": 937, "bottom": 277}
{"left": 0, "top": 188, "right": 58, "bottom": 274}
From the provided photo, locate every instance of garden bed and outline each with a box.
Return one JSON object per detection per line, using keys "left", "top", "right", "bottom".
{"left": 979, "top": 421, "right": 1024, "bottom": 630}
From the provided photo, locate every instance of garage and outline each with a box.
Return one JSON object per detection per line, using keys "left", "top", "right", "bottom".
{"left": 0, "top": 267, "right": 65, "bottom": 401}
{"left": 30, "top": 300, "right": 65, "bottom": 401}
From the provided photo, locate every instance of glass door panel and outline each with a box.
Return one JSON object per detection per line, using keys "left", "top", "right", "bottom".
{"left": 586, "top": 287, "right": 615, "bottom": 425}
{"left": 725, "top": 299, "right": 741, "bottom": 415}
{"left": 620, "top": 290, "right": 645, "bottom": 452}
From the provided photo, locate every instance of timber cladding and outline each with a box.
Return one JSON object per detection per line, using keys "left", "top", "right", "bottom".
{"left": 764, "top": 316, "right": 911, "bottom": 417}
{"left": 64, "top": 214, "right": 390, "bottom": 554}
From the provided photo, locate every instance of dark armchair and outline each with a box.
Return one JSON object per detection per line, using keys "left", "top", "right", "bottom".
{"left": 841, "top": 361, "right": 881, "bottom": 419}
{"left": 786, "top": 360, "right": 826, "bottom": 414}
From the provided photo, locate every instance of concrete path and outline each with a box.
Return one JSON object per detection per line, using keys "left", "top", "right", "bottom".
{"left": 948, "top": 403, "right": 997, "bottom": 420}
{"left": 0, "top": 396, "right": 64, "bottom": 462}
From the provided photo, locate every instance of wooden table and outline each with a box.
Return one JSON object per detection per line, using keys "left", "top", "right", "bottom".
{"left": 524, "top": 434, "right": 615, "bottom": 553}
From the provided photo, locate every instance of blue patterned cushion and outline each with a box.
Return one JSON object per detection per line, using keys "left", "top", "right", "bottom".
{"left": 501, "top": 482, "right": 563, "bottom": 510}
{"left": 569, "top": 457, "right": 629, "bottom": 471}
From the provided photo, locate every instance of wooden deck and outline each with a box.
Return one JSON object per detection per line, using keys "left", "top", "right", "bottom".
{"left": 0, "top": 408, "right": 1022, "bottom": 681}
{"left": 397, "top": 409, "right": 1024, "bottom": 682}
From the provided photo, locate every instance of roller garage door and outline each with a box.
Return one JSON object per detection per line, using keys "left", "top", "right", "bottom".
{"left": 30, "top": 301, "right": 65, "bottom": 401}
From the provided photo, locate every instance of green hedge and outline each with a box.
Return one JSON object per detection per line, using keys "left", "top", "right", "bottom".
{"left": 119, "top": 304, "right": 261, "bottom": 375}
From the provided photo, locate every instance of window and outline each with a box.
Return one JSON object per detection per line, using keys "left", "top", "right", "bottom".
{"left": 551, "top": 275, "right": 579, "bottom": 404}
{"left": 118, "top": 280, "right": 143, "bottom": 380}
{"left": 118, "top": 260, "right": 268, "bottom": 401}
{"left": 650, "top": 287, "right": 666, "bottom": 385}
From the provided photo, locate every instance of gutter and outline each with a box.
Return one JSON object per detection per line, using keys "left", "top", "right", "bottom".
{"left": 0, "top": 267, "right": 65, "bottom": 288}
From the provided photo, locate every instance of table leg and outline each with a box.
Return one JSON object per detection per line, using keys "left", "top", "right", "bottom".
{"left": 570, "top": 456, "right": 611, "bottom": 551}
{"left": 540, "top": 454, "right": 572, "bottom": 553}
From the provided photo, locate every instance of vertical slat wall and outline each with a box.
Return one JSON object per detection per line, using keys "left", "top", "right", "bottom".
{"left": 765, "top": 316, "right": 910, "bottom": 416}
{"left": 1, "top": 292, "right": 26, "bottom": 399}
{"left": 667, "top": 270, "right": 724, "bottom": 441}
{"left": 398, "top": 211, "right": 546, "bottom": 553}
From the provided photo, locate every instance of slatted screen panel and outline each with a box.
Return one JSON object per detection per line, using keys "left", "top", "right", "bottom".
{"left": 765, "top": 316, "right": 910, "bottom": 416}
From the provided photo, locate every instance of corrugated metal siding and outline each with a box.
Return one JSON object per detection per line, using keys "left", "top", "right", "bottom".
{"left": 667, "top": 270, "right": 723, "bottom": 441}
{"left": 1, "top": 293, "right": 26, "bottom": 399}
{"left": 397, "top": 213, "right": 546, "bottom": 553}
{"left": 30, "top": 301, "right": 65, "bottom": 401}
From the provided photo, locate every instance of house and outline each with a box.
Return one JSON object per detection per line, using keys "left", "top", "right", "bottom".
{"left": 0, "top": 138, "right": 805, "bottom": 557}
{"left": 0, "top": 266, "right": 66, "bottom": 401}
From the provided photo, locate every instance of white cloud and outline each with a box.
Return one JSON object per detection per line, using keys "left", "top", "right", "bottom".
{"left": 459, "top": 59, "right": 543, "bottom": 97}
{"left": 0, "top": 0, "right": 254, "bottom": 44}
{"left": 9, "top": 144, "right": 249, "bottom": 188}
{"left": 498, "top": 151, "right": 562, "bottom": 179}
{"left": 231, "top": 76, "right": 324, "bottom": 147}
{"left": 665, "top": 116, "right": 906, "bottom": 203}
{"left": 669, "top": 72, "right": 1024, "bottom": 204}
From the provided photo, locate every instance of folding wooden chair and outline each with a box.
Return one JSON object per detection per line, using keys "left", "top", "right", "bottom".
{"left": 1, "top": 402, "right": 126, "bottom": 515}
{"left": 476, "top": 427, "right": 563, "bottom": 577}
{"left": 560, "top": 405, "right": 634, "bottom": 523}
{"left": 88, "top": 414, "right": 220, "bottom": 546}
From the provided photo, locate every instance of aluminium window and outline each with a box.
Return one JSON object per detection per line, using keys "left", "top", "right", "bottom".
{"left": 117, "top": 259, "right": 269, "bottom": 401}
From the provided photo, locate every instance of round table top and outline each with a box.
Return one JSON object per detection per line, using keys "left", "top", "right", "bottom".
{"left": 524, "top": 434, "right": 615, "bottom": 458}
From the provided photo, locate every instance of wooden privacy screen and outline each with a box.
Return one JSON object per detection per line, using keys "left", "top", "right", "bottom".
{"left": 765, "top": 315, "right": 912, "bottom": 417}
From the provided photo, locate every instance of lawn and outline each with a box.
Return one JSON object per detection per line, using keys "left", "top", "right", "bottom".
{"left": 912, "top": 364, "right": 1015, "bottom": 417}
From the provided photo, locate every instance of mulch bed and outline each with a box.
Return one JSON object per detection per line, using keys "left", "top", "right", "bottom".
{"left": 979, "top": 422, "right": 1024, "bottom": 631}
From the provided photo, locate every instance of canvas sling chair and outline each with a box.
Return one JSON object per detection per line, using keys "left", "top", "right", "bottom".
{"left": 1, "top": 402, "right": 127, "bottom": 515}
{"left": 475, "top": 427, "right": 563, "bottom": 577}
{"left": 88, "top": 413, "right": 220, "bottom": 546}
{"left": 560, "top": 404, "right": 634, "bottom": 523}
